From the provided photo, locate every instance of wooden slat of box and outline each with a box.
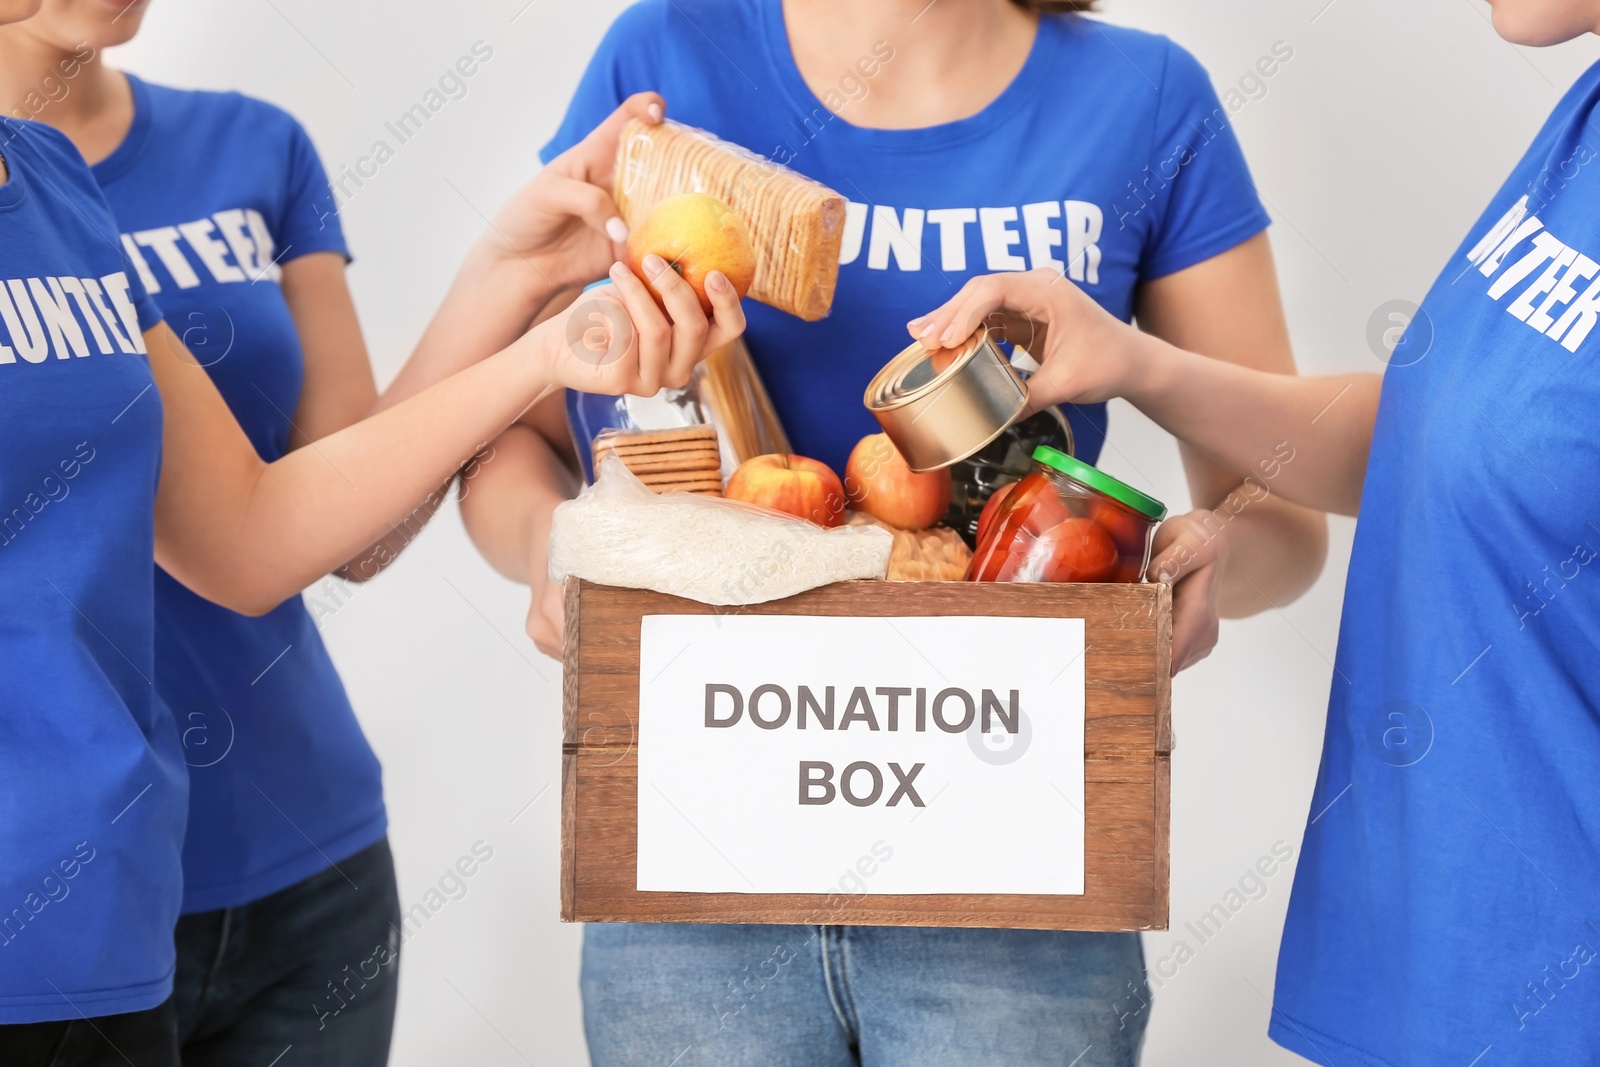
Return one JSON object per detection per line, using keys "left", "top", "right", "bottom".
{"left": 562, "top": 578, "right": 1172, "bottom": 932}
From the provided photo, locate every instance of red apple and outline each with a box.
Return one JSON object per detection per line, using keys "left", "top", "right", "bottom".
{"left": 725, "top": 454, "right": 846, "bottom": 527}
{"left": 625, "top": 193, "right": 756, "bottom": 315}
{"left": 843, "top": 433, "right": 952, "bottom": 531}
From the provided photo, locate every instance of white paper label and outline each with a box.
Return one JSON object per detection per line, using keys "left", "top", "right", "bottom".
{"left": 636, "top": 614, "right": 1086, "bottom": 895}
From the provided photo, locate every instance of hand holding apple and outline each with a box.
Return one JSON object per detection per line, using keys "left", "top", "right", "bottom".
{"left": 626, "top": 193, "right": 756, "bottom": 315}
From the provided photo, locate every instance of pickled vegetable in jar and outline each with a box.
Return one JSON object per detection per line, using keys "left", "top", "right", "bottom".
{"left": 966, "top": 446, "right": 1167, "bottom": 584}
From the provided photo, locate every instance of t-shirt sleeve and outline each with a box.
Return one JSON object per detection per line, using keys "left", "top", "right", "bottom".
{"left": 1139, "top": 39, "right": 1272, "bottom": 281}
{"left": 125, "top": 250, "right": 164, "bottom": 332}
{"left": 274, "top": 113, "right": 349, "bottom": 264}
{"left": 539, "top": 1, "right": 663, "bottom": 165}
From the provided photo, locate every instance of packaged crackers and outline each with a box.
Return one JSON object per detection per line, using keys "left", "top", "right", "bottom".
{"left": 592, "top": 426, "right": 724, "bottom": 496}
{"left": 693, "top": 337, "right": 791, "bottom": 473}
{"left": 614, "top": 119, "right": 847, "bottom": 322}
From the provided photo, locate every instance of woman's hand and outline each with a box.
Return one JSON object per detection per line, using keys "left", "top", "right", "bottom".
{"left": 476, "top": 92, "right": 665, "bottom": 304}
{"left": 533, "top": 255, "right": 746, "bottom": 397}
{"left": 527, "top": 575, "right": 565, "bottom": 660}
{"left": 907, "top": 269, "right": 1146, "bottom": 413}
{"left": 1147, "top": 509, "right": 1231, "bottom": 674}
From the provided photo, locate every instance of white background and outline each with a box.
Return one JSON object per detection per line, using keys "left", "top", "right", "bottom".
{"left": 111, "top": 1, "right": 1600, "bottom": 1063}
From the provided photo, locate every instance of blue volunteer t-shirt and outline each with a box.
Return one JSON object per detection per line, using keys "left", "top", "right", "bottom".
{"left": 1271, "top": 62, "right": 1600, "bottom": 1067}
{"left": 543, "top": 0, "right": 1271, "bottom": 476}
{"left": 93, "top": 75, "right": 387, "bottom": 914}
{"left": 0, "top": 119, "right": 182, "bottom": 1023}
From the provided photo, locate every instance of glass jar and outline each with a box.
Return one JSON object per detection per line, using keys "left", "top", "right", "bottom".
{"left": 943, "top": 406, "right": 1074, "bottom": 548}
{"left": 966, "top": 446, "right": 1167, "bottom": 584}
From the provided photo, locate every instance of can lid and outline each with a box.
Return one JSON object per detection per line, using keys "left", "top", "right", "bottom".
{"left": 1032, "top": 446, "right": 1167, "bottom": 521}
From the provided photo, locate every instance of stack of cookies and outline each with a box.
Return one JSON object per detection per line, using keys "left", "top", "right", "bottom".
{"left": 593, "top": 427, "right": 724, "bottom": 496}
{"left": 613, "top": 119, "right": 847, "bottom": 322}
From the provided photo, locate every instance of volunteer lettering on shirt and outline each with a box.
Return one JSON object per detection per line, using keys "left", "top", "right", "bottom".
{"left": 0, "top": 270, "right": 148, "bottom": 362}
{"left": 838, "top": 200, "right": 1104, "bottom": 283}
{"left": 1465, "top": 193, "right": 1600, "bottom": 352}
{"left": 119, "top": 206, "right": 284, "bottom": 293}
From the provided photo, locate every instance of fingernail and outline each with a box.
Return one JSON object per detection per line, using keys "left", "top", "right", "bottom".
{"left": 642, "top": 253, "right": 668, "bottom": 278}
{"left": 605, "top": 217, "right": 628, "bottom": 243}
{"left": 609, "top": 262, "right": 628, "bottom": 282}
{"left": 707, "top": 270, "right": 728, "bottom": 293}
{"left": 939, "top": 324, "right": 960, "bottom": 344}
{"left": 648, "top": 102, "right": 663, "bottom": 122}
{"left": 918, "top": 323, "right": 939, "bottom": 341}
{"left": 907, "top": 315, "right": 927, "bottom": 329}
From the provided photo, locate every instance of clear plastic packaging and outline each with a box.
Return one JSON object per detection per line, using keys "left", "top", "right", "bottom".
{"left": 614, "top": 119, "right": 847, "bottom": 322}
{"left": 569, "top": 337, "right": 790, "bottom": 484}
{"left": 967, "top": 447, "right": 1167, "bottom": 585}
{"left": 845, "top": 515, "right": 972, "bottom": 582}
{"left": 550, "top": 455, "right": 893, "bottom": 606}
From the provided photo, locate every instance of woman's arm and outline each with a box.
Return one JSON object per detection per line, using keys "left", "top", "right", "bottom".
{"left": 1132, "top": 234, "right": 1328, "bottom": 669}
{"left": 459, "top": 402, "right": 577, "bottom": 660}
{"left": 278, "top": 92, "right": 666, "bottom": 583}
{"left": 152, "top": 256, "right": 744, "bottom": 615}
{"left": 282, "top": 252, "right": 379, "bottom": 447}
{"left": 910, "top": 269, "right": 1381, "bottom": 517}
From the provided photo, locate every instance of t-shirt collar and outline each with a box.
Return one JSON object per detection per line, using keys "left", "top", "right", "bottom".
{"left": 0, "top": 120, "right": 31, "bottom": 212}
{"left": 91, "top": 72, "right": 154, "bottom": 186}
{"left": 756, "top": 0, "right": 1061, "bottom": 152}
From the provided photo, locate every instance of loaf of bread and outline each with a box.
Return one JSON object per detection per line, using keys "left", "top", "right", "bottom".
{"left": 614, "top": 119, "right": 846, "bottom": 322}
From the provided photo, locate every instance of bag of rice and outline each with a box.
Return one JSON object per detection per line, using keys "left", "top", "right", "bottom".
{"left": 549, "top": 455, "right": 892, "bottom": 605}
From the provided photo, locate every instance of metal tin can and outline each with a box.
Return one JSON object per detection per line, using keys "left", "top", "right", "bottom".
{"left": 863, "top": 329, "right": 1030, "bottom": 473}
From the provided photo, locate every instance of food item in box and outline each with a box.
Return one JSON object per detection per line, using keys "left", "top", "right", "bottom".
{"left": 968, "top": 446, "right": 1166, "bottom": 585}
{"left": 846, "top": 514, "right": 971, "bottom": 581}
{"left": 614, "top": 119, "right": 846, "bottom": 321}
{"left": 974, "top": 481, "right": 1017, "bottom": 545}
{"left": 549, "top": 456, "right": 891, "bottom": 606}
{"left": 568, "top": 336, "right": 789, "bottom": 484}
{"left": 593, "top": 426, "right": 724, "bottom": 496}
{"left": 863, "top": 330, "right": 1029, "bottom": 473}
{"left": 888, "top": 525, "right": 973, "bottom": 582}
{"left": 725, "top": 454, "right": 845, "bottom": 527}
{"left": 694, "top": 337, "right": 791, "bottom": 474}
{"left": 945, "top": 407, "right": 1074, "bottom": 546}
{"left": 625, "top": 193, "right": 756, "bottom": 314}
{"left": 844, "top": 433, "right": 952, "bottom": 531}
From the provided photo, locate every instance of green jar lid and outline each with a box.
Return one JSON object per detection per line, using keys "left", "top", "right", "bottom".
{"left": 1032, "top": 446, "right": 1167, "bottom": 521}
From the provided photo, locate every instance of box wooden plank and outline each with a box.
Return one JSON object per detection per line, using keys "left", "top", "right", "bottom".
{"left": 562, "top": 578, "right": 1171, "bottom": 931}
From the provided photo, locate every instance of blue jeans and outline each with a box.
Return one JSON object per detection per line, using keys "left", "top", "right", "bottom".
{"left": 582, "top": 923, "right": 1147, "bottom": 1066}
{"left": 0, "top": 1000, "right": 178, "bottom": 1066}
{"left": 171, "top": 837, "right": 400, "bottom": 1067}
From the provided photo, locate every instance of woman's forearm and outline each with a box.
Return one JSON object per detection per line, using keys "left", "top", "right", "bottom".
{"left": 1126, "top": 332, "right": 1381, "bottom": 517}
{"left": 1210, "top": 494, "right": 1328, "bottom": 617}
{"left": 153, "top": 325, "right": 553, "bottom": 614}
{"left": 331, "top": 257, "right": 567, "bottom": 582}
{"left": 459, "top": 423, "right": 577, "bottom": 584}
{"left": 375, "top": 244, "right": 556, "bottom": 415}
